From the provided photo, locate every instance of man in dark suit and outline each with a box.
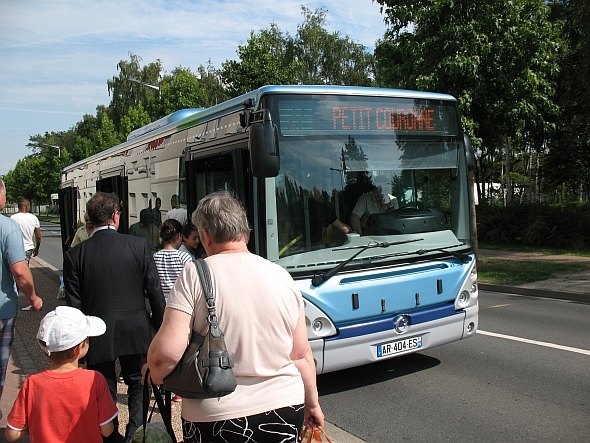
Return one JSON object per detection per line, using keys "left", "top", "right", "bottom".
{"left": 64, "top": 192, "right": 166, "bottom": 442}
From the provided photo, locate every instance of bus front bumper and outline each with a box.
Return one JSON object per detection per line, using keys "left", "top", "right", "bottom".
{"left": 310, "top": 303, "right": 478, "bottom": 374}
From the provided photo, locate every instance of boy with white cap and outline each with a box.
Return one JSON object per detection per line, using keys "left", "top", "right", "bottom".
{"left": 5, "top": 306, "right": 119, "bottom": 442}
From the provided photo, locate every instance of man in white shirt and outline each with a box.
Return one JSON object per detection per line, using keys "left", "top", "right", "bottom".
{"left": 350, "top": 185, "right": 398, "bottom": 235}
{"left": 166, "top": 194, "right": 188, "bottom": 225}
{"left": 10, "top": 199, "right": 41, "bottom": 265}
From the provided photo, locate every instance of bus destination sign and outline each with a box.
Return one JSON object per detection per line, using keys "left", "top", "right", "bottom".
{"left": 332, "top": 106, "right": 436, "bottom": 132}
{"left": 277, "top": 97, "right": 457, "bottom": 136}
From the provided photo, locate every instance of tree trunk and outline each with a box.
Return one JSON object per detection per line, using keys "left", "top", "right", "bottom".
{"left": 505, "top": 136, "right": 512, "bottom": 204}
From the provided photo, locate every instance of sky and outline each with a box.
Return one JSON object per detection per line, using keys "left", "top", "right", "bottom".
{"left": 0, "top": 0, "right": 389, "bottom": 176}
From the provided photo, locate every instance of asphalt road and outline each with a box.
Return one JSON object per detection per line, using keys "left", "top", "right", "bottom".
{"left": 317, "top": 290, "right": 590, "bottom": 442}
{"left": 36, "top": 221, "right": 63, "bottom": 271}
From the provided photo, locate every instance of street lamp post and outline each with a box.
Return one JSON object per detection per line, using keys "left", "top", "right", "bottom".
{"left": 29, "top": 142, "right": 61, "bottom": 157}
{"left": 128, "top": 77, "right": 160, "bottom": 91}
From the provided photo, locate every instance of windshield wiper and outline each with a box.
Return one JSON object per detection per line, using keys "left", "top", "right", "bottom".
{"left": 415, "top": 245, "right": 471, "bottom": 262}
{"left": 375, "top": 244, "right": 471, "bottom": 262}
{"left": 311, "top": 238, "right": 423, "bottom": 286}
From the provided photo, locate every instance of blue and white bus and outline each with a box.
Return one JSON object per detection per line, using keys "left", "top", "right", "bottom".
{"left": 60, "top": 85, "right": 478, "bottom": 374}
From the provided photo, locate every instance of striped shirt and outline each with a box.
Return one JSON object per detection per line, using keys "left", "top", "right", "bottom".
{"left": 153, "top": 249, "right": 194, "bottom": 300}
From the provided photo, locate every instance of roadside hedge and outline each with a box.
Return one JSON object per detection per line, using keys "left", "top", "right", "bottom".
{"left": 476, "top": 203, "right": 590, "bottom": 250}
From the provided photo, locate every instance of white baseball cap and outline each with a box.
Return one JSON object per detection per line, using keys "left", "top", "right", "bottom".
{"left": 37, "top": 306, "right": 106, "bottom": 355}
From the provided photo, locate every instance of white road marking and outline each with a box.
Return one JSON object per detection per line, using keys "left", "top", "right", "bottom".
{"left": 477, "top": 330, "right": 590, "bottom": 356}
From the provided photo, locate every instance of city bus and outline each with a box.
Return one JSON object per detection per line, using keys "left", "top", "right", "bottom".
{"left": 60, "top": 85, "right": 478, "bottom": 374}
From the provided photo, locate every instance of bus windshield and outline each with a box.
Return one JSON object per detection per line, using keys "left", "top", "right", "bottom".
{"left": 264, "top": 94, "right": 471, "bottom": 269}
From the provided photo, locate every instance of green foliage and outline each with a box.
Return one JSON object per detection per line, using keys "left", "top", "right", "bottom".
{"left": 476, "top": 202, "right": 590, "bottom": 249}
{"left": 197, "top": 61, "right": 231, "bottom": 107}
{"left": 477, "top": 256, "right": 589, "bottom": 284}
{"left": 107, "top": 53, "right": 163, "bottom": 128}
{"left": 221, "top": 7, "right": 375, "bottom": 95}
{"left": 119, "top": 103, "right": 152, "bottom": 140}
{"left": 293, "top": 7, "right": 375, "bottom": 86}
{"left": 158, "top": 67, "right": 208, "bottom": 116}
{"left": 4, "top": 154, "right": 58, "bottom": 205}
{"left": 375, "top": 0, "right": 561, "bottom": 205}
{"left": 96, "top": 113, "right": 123, "bottom": 151}
{"left": 543, "top": 0, "right": 590, "bottom": 200}
{"left": 221, "top": 24, "right": 300, "bottom": 96}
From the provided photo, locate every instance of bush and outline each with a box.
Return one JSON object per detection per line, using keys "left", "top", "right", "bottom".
{"left": 476, "top": 202, "right": 590, "bottom": 250}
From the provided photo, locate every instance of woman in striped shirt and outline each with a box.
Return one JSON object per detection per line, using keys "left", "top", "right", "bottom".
{"left": 153, "top": 219, "right": 194, "bottom": 302}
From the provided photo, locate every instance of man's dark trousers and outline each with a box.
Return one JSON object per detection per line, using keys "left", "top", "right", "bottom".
{"left": 89, "top": 354, "right": 146, "bottom": 439}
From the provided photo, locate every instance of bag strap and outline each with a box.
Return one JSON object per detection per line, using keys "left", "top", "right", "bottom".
{"left": 143, "top": 369, "right": 178, "bottom": 443}
{"left": 194, "top": 258, "right": 223, "bottom": 338}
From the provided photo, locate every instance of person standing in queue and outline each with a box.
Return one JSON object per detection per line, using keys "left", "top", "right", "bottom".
{"left": 129, "top": 208, "right": 159, "bottom": 253}
{"left": 70, "top": 212, "right": 94, "bottom": 247}
{"left": 145, "top": 191, "right": 323, "bottom": 443}
{"left": 166, "top": 194, "right": 188, "bottom": 226}
{"left": 10, "top": 198, "right": 41, "bottom": 265}
{"left": 152, "top": 197, "right": 162, "bottom": 228}
{"left": 0, "top": 179, "right": 43, "bottom": 419}
{"left": 63, "top": 192, "right": 166, "bottom": 442}
{"left": 153, "top": 219, "right": 193, "bottom": 303}
{"left": 178, "top": 223, "right": 206, "bottom": 259}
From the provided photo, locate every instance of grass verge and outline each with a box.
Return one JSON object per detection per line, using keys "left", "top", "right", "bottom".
{"left": 38, "top": 215, "right": 60, "bottom": 223}
{"left": 478, "top": 242, "right": 590, "bottom": 258}
{"left": 476, "top": 257, "right": 590, "bottom": 285}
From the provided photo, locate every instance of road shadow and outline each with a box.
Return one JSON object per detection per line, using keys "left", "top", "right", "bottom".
{"left": 317, "top": 352, "right": 440, "bottom": 395}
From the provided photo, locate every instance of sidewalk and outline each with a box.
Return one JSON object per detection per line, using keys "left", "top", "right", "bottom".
{"left": 477, "top": 248, "right": 590, "bottom": 303}
{"left": 1, "top": 251, "right": 588, "bottom": 442}
{"left": 0, "top": 260, "right": 60, "bottom": 443}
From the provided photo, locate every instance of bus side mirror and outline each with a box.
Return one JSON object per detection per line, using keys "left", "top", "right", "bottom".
{"left": 249, "top": 109, "right": 280, "bottom": 177}
{"left": 464, "top": 134, "right": 476, "bottom": 172}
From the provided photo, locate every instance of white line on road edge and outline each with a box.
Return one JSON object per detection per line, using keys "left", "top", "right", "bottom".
{"left": 477, "top": 330, "right": 590, "bottom": 356}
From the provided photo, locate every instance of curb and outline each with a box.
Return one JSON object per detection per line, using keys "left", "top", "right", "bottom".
{"left": 478, "top": 283, "right": 590, "bottom": 303}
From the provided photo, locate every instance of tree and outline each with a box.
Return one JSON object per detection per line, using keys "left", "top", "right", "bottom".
{"left": 294, "top": 7, "right": 375, "bottom": 86}
{"left": 374, "top": 0, "right": 561, "bottom": 204}
{"left": 107, "top": 53, "right": 163, "bottom": 129}
{"left": 119, "top": 103, "right": 152, "bottom": 140}
{"left": 71, "top": 112, "right": 101, "bottom": 163}
{"left": 157, "top": 67, "right": 208, "bottom": 116}
{"left": 3, "top": 149, "right": 63, "bottom": 207}
{"left": 96, "top": 113, "right": 122, "bottom": 152}
{"left": 221, "top": 8, "right": 375, "bottom": 95}
{"left": 197, "top": 61, "right": 231, "bottom": 107}
{"left": 221, "top": 24, "right": 300, "bottom": 96}
{"left": 543, "top": 0, "right": 590, "bottom": 201}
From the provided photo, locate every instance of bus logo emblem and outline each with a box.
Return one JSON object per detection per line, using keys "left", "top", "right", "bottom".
{"left": 393, "top": 315, "right": 410, "bottom": 334}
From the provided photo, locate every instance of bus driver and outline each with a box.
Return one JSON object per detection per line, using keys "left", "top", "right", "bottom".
{"left": 350, "top": 185, "right": 398, "bottom": 236}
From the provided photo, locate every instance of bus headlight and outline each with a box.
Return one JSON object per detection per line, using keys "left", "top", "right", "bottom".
{"left": 457, "top": 290, "right": 471, "bottom": 308}
{"left": 312, "top": 319, "right": 326, "bottom": 332}
{"left": 304, "top": 300, "right": 337, "bottom": 339}
{"left": 455, "top": 260, "right": 478, "bottom": 310}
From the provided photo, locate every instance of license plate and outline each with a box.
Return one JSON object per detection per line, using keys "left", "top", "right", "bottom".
{"left": 377, "top": 336, "right": 422, "bottom": 358}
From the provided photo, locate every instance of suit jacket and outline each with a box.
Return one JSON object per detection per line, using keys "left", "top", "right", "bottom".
{"left": 63, "top": 228, "right": 166, "bottom": 365}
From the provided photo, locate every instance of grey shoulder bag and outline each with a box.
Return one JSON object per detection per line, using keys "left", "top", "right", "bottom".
{"left": 163, "top": 258, "right": 237, "bottom": 399}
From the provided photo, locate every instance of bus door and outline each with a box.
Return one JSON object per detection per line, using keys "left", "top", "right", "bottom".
{"left": 96, "top": 172, "right": 129, "bottom": 233}
{"left": 58, "top": 184, "right": 77, "bottom": 253}
{"left": 186, "top": 148, "right": 253, "bottom": 245}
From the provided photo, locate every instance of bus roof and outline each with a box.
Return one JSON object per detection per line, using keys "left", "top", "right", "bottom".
{"left": 62, "top": 85, "right": 457, "bottom": 174}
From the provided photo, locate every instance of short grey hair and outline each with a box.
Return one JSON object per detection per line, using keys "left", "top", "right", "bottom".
{"left": 0, "top": 178, "right": 5, "bottom": 195}
{"left": 193, "top": 191, "right": 250, "bottom": 244}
